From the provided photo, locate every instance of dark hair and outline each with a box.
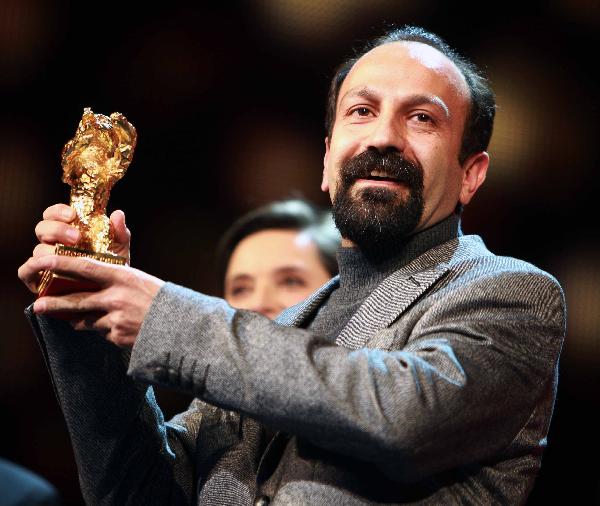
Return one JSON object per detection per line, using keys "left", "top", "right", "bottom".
{"left": 216, "top": 198, "right": 341, "bottom": 292}
{"left": 325, "top": 26, "right": 496, "bottom": 164}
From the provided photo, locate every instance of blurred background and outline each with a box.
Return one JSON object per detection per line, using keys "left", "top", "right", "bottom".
{"left": 1, "top": 1, "right": 598, "bottom": 504}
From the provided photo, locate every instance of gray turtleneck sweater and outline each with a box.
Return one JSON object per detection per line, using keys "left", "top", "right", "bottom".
{"left": 257, "top": 213, "right": 464, "bottom": 497}
{"left": 307, "top": 213, "right": 461, "bottom": 340}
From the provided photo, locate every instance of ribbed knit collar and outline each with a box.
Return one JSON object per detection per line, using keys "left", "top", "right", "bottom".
{"left": 336, "top": 213, "right": 461, "bottom": 298}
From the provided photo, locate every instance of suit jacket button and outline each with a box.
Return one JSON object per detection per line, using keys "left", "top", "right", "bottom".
{"left": 254, "top": 495, "right": 270, "bottom": 506}
{"left": 153, "top": 366, "right": 167, "bottom": 381}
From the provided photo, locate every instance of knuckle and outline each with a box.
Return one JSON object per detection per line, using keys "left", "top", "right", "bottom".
{"left": 104, "top": 293, "right": 120, "bottom": 312}
{"left": 36, "top": 220, "right": 77, "bottom": 245}
{"left": 35, "top": 220, "right": 61, "bottom": 244}
{"left": 105, "top": 331, "right": 115, "bottom": 345}
{"left": 42, "top": 204, "right": 62, "bottom": 219}
{"left": 112, "top": 331, "right": 126, "bottom": 347}
{"left": 108, "top": 312, "right": 120, "bottom": 328}
{"left": 33, "top": 244, "right": 51, "bottom": 257}
{"left": 43, "top": 204, "right": 71, "bottom": 221}
{"left": 17, "top": 257, "right": 39, "bottom": 292}
{"left": 41, "top": 206, "right": 54, "bottom": 220}
{"left": 96, "top": 292, "right": 111, "bottom": 310}
{"left": 121, "top": 270, "right": 138, "bottom": 287}
{"left": 111, "top": 312, "right": 129, "bottom": 334}
{"left": 71, "top": 319, "right": 83, "bottom": 331}
{"left": 81, "top": 258, "right": 97, "bottom": 276}
{"left": 95, "top": 322, "right": 108, "bottom": 336}
{"left": 41, "top": 298, "right": 54, "bottom": 311}
{"left": 34, "top": 221, "right": 45, "bottom": 240}
{"left": 75, "top": 296, "right": 87, "bottom": 312}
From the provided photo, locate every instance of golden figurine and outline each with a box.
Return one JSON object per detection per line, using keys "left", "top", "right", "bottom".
{"left": 38, "top": 108, "right": 137, "bottom": 298}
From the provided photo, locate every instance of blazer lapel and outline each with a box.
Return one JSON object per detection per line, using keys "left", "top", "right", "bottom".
{"left": 334, "top": 235, "right": 467, "bottom": 350}
{"left": 335, "top": 265, "right": 449, "bottom": 350}
{"left": 275, "top": 276, "right": 340, "bottom": 328}
{"left": 278, "top": 236, "right": 469, "bottom": 347}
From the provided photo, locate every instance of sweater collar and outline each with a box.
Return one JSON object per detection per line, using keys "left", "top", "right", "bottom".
{"left": 336, "top": 213, "right": 461, "bottom": 296}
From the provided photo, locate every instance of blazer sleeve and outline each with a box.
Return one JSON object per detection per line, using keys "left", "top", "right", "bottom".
{"left": 25, "top": 306, "right": 240, "bottom": 505}
{"left": 129, "top": 267, "right": 566, "bottom": 484}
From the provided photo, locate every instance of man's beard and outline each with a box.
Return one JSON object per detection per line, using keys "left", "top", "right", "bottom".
{"left": 332, "top": 148, "right": 424, "bottom": 255}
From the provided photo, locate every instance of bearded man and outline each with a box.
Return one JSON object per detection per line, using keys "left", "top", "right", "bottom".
{"left": 19, "top": 26, "right": 565, "bottom": 505}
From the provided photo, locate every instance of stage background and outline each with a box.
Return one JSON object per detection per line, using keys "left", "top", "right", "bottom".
{"left": 1, "top": 1, "right": 598, "bottom": 504}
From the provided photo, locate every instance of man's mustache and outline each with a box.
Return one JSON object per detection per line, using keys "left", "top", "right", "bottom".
{"left": 340, "top": 149, "right": 424, "bottom": 189}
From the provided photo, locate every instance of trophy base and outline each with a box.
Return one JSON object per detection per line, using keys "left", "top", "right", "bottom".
{"left": 37, "top": 244, "right": 126, "bottom": 319}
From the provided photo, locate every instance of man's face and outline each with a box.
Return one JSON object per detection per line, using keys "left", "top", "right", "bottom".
{"left": 323, "top": 41, "right": 487, "bottom": 248}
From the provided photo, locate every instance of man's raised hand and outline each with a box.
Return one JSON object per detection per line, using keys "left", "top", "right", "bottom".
{"left": 18, "top": 204, "right": 131, "bottom": 293}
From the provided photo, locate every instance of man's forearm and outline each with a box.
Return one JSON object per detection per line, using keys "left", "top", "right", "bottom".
{"left": 129, "top": 278, "right": 564, "bottom": 482}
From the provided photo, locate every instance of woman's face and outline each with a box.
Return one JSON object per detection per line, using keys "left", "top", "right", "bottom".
{"left": 224, "top": 228, "right": 333, "bottom": 320}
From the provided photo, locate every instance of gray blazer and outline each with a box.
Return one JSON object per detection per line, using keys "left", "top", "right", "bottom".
{"left": 27, "top": 234, "right": 565, "bottom": 505}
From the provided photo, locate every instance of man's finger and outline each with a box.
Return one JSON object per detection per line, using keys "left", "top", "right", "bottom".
{"left": 84, "top": 312, "right": 132, "bottom": 348}
{"left": 109, "top": 209, "right": 131, "bottom": 261}
{"left": 28, "top": 255, "right": 125, "bottom": 287}
{"left": 109, "top": 210, "right": 129, "bottom": 241}
{"left": 17, "top": 257, "right": 42, "bottom": 293}
{"left": 69, "top": 312, "right": 130, "bottom": 348}
{"left": 35, "top": 220, "right": 79, "bottom": 246}
{"left": 34, "top": 291, "right": 106, "bottom": 315}
{"left": 70, "top": 312, "right": 108, "bottom": 333}
{"left": 33, "top": 244, "right": 57, "bottom": 258}
{"left": 42, "top": 204, "right": 76, "bottom": 223}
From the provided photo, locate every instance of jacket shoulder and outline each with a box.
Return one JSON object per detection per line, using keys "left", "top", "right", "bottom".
{"left": 451, "top": 235, "right": 562, "bottom": 285}
{"left": 440, "top": 235, "right": 566, "bottom": 324}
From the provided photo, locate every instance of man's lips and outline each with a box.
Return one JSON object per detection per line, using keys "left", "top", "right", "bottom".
{"left": 353, "top": 169, "right": 405, "bottom": 186}
{"left": 354, "top": 177, "right": 406, "bottom": 188}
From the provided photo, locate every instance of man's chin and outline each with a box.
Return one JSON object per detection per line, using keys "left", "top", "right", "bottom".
{"left": 351, "top": 185, "right": 408, "bottom": 206}
{"left": 333, "top": 184, "right": 424, "bottom": 257}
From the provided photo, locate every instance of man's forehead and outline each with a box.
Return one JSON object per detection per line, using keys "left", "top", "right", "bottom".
{"left": 342, "top": 41, "right": 469, "bottom": 100}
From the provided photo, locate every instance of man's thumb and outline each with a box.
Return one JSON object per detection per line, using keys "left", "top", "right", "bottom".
{"left": 110, "top": 209, "right": 131, "bottom": 246}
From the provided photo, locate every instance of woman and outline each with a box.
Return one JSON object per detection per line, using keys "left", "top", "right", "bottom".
{"left": 219, "top": 198, "right": 340, "bottom": 319}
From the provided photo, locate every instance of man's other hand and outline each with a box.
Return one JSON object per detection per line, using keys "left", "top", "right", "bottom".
{"left": 23, "top": 255, "right": 164, "bottom": 348}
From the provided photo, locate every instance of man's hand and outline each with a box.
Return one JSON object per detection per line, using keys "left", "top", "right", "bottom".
{"left": 18, "top": 203, "right": 131, "bottom": 293}
{"left": 23, "top": 254, "right": 164, "bottom": 348}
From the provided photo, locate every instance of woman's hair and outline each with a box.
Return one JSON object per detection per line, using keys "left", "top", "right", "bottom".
{"left": 217, "top": 198, "right": 341, "bottom": 291}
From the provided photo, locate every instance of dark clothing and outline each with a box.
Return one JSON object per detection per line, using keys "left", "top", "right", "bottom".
{"left": 308, "top": 214, "right": 460, "bottom": 340}
{"left": 0, "top": 458, "right": 60, "bottom": 506}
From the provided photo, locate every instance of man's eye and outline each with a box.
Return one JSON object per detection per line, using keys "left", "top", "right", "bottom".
{"left": 413, "top": 113, "right": 432, "bottom": 122}
{"left": 350, "top": 107, "right": 372, "bottom": 117}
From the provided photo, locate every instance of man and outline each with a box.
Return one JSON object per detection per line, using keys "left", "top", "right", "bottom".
{"left": 19, "top": 26, "right": 565, "bottom": 505}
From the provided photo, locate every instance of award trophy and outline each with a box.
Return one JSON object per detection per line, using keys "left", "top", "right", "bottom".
{"left": 38, "top": 107, "right": 137, "bottom": 298}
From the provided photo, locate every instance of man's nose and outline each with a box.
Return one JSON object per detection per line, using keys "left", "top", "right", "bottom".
{"left": 366, "top": 113, "right": 405, "bottom": 153}
{"left": 248, "top": 284, "right": 281, "bottom": 320}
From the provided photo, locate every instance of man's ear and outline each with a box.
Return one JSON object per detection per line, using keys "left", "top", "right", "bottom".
{"left": 321, "top": 137, "right": 330, "bottom": 193}
{"left": 459, "top": 151, "right": 489, "bottom": 206}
